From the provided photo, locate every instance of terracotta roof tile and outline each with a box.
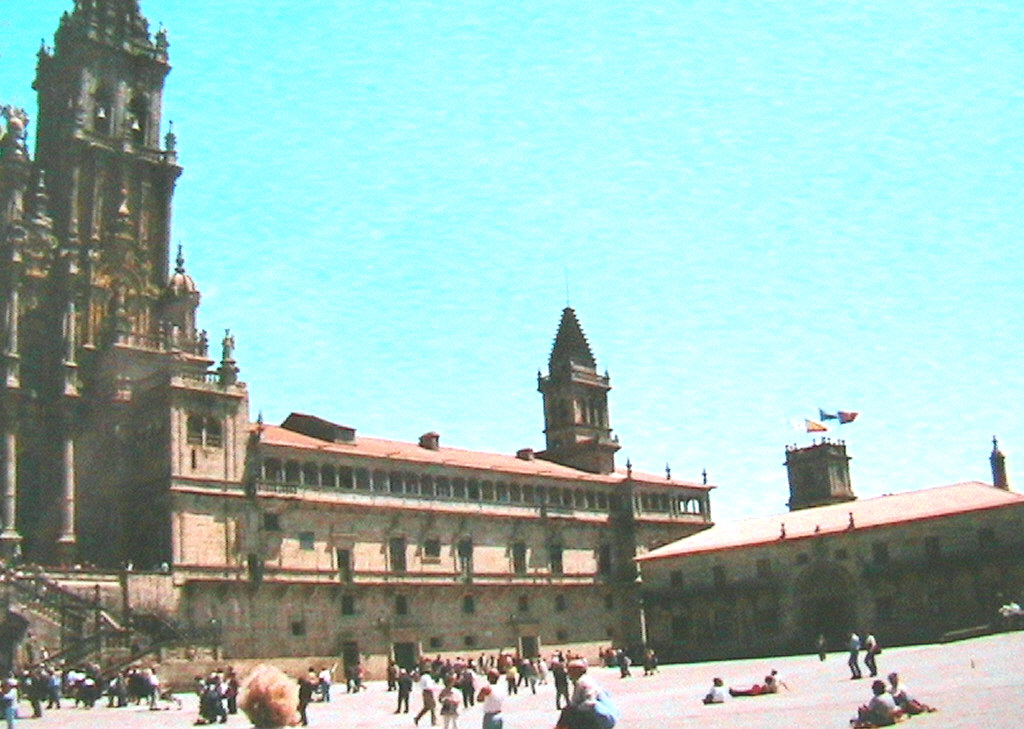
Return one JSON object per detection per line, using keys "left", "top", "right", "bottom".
{"left": 256, "top": 423, "right": 711, "bottom": 491}
{"left": 638, "top": 482, "right": 1024, "bottom": 561}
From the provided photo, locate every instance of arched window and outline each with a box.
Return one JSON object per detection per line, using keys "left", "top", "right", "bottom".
{"left": 263, "top": 458, "right": 283, "bottom": 483}
{"left": 186, "top": 415, "right": 204, "bottom": 445}
{"left": 204, "top": 417, "right": 222, "bottom": 447}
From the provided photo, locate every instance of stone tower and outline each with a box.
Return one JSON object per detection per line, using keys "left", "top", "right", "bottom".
{"left": 537, "top": 307, "right": 619, "bottom": 474}
{"left": 0, "top": 0, "right": 248, "bottom": 566}
{"left": 784, "top": 439, "right": 855, "bottom": 511}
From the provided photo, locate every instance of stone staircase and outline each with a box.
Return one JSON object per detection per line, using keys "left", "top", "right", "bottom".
{"left": 0, "top": 564, "right": 216, "bottom": 677}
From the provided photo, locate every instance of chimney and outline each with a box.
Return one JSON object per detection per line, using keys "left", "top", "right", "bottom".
{"left": 419, "top": 432, "right": 440, "bottom": 451}
{"left": 516, "top": 448, "right": 535, "bottom": 461}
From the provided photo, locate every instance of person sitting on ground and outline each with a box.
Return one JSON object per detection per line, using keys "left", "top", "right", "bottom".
{"left": 702, "top": 677, "right": 727, "bottom": 704}
{"left": 728, "top": 669, "right": 785, "bottom": 697}
{"left": 887, "top": 672, "right": 935, "bottom": 715}
{"left": 238, "top": 665, "right": 299, "bottom": 729}
{"left": 852, "top": 678, "right": 902, "bottom": 728}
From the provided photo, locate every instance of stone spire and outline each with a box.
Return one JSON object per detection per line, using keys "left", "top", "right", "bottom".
{"left": 991, "top": 436, "right": 1009, "bottom": 490}
{"left": 549, "top": 307, "right": 596, "bottom": 371}
{"left": 61, "top": 0, "right": 153, "bottom": 49}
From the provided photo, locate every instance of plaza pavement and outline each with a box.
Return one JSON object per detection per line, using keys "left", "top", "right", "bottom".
{"left": 14, "top": 630, "right": 1024, "bottom": 728}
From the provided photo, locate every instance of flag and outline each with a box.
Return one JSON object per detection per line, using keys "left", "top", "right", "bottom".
{"left": 805, "top": 419, "right": 828, "bottom": 433}
{"left": 819, "top": 409, "right": 838, "bottom": 421}
{"left": 838, "top": 411, "right": 859, "bottom": 424}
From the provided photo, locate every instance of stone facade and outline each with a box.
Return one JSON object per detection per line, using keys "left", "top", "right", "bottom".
{"left": 638, "top": 444, "right": 1024, "bottom": 662}
{"left": 0, "top": 1, "right": 714, "bottom": 670}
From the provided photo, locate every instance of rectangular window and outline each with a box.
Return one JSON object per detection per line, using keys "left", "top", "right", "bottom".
{"left": 263, "top": 513, "right": 281, "bottom": 532}
{"left": 298, "top": 531, "right": 315, "bottom": 551}
{"left": 395, "top": 595, "right": 409, "bottom": 616}
{"left": 462, "top": 595, "right": 475, "bottom": 614}
{"left": 512, "top": 542, "right": 527, "bottom": 575}
{"left": 517, "top": 595, "right": 529, "bottom": 612}
{"left": 423, "top": 538, "right": 441, "bottom": 561}
{"left": 341, "top": 594, "right": 355, "bottom": 616}
{"left": 549, "top": 544, "right": 564, "bottom": 576}
{"left": 337, "top": 549, "right": 352, "bottom": 582}
{"left": 978, "top": 527, "right": 997, "bottom": 550}
{"left": 554, "top": 594, "right": 567, "bottom": 612}
{"left": 290, "top": 619, "right": 306, "bottom": 637}
{"left": 389, "top": 537, "right": 407, "bottom": 573}
{"left": 457, "top": 538, "right": 473, "bottom": 577}
{"left": 597, "top": 544, "right": 612, "bottom": 576}
{"left": 355, "top": 468, "right": 370, "bottom": 489}
{"left": 603, "top": 594, "right": 614, "bottom": 611}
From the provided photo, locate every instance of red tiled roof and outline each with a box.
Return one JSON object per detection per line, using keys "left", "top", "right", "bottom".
{"left": 255, "top": 423, "right": 711, "bottom": 491}
{"left": 638, "top": 482, "right": 1024, "bottom": 561}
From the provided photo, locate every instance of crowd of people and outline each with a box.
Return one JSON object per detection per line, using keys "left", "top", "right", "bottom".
{"left": 0, "top": 635, "right": 948, "bottom": 728}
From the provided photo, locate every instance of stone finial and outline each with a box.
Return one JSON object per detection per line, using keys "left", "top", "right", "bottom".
{"left": 175, "top": 243, "right": 185, "bottom": 274}
{"left": 779, "top": 523, "right": 786, "bottom": 539}
{"left": 665, "top": 463, "right": 671, "bottom": 480}
{"left": 702, "top": 468, "right": 707, "bottom": 485}
{"left": 164, "top": 119, "right": 176, "bottom": 152}
{"left": 626, "top": 459, "right": 632, "bottom": 478}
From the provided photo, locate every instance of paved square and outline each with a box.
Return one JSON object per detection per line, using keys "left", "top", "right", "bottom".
{"left": 14, "top": 630, "right": 1023, "bottom": 728}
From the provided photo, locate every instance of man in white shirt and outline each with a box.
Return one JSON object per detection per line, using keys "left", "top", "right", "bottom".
{"left": 414, "top": 671, "right": 438, "bottom": 726}
{"left": 477, "top": 669, "right": 506, "bottom": 729}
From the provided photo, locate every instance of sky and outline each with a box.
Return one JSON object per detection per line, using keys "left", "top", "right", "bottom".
{"left": 2, "top": 1, "right": 1023, "bottom": 524}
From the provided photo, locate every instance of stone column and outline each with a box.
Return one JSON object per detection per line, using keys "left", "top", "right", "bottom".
{"left": 56, "top": 435, "right": 76, "bottom": 562}
{"left": 0, "top": 428, "right": 21, "bottom": 556}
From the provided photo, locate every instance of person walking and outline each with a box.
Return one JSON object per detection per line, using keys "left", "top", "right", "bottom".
{"left": 395, "top": 669, "right": 413, "bottom": 714}
{"left": 414, "top": 670, "right": 438, "bottom": 726}
{"left": 552, "top": 659, "right": 571, "bottom": 710}
{"left": 297, "top": 669, "right": 316, "bottom": 726}
{"left": 438, "top": 677, "right": 461, "bottom": 729}
{"left": 848, "top": 633, "right": 862, "bottom": 680}
{"left": 476, "top": 669, "right": 506, "bottom": 729}
{"left": 864, "top": 633, "right": 880, "bottom": 677}
{"left": 1, "top": 678, "right": 17, "bottom": 729}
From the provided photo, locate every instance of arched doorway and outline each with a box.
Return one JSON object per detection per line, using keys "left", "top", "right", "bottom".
{"left": 793, "top": 561, "right": 858, "bottom": 649}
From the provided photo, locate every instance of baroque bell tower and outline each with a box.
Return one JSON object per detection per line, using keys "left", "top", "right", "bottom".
{"left": 33, "top": 0, "right": 181, "bottom": 348}
{"left": 537, "top": 307, "right": 620, "bottom": 474}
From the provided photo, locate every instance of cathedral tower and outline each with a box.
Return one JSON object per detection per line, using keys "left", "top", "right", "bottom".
{"left": 537, "top": 307, "right": 619, "bottom": 474}
{"left": 33, "top": 0, "right": 181, "bottom": 349}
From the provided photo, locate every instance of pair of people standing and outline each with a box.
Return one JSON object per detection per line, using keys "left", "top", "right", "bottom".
{"left": 848, "top": 632, "right": 881, "bottom": 679}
